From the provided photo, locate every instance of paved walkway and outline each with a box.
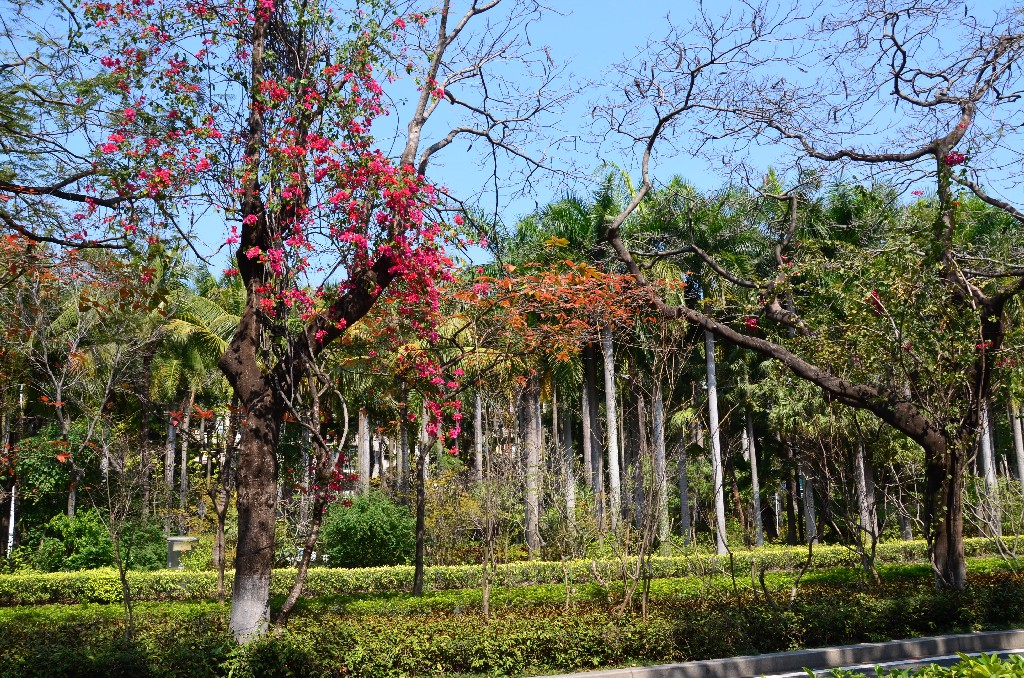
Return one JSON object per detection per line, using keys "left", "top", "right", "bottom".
{"left": 542, "top": 629, "right": 1024, "bottom": 678}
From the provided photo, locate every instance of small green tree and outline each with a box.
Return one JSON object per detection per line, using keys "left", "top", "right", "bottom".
{"left": 318, "top": 492, "right": 415, "bottom": 568}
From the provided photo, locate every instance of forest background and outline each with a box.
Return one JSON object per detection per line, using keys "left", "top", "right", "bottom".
{"left": 1, "top": 0, "right": 1024, "bottom": 673}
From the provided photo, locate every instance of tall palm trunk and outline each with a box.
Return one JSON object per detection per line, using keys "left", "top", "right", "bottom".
{"left": 652, "top": 378, "right": 669, "bottom": 549}
{"left": 552, "top": 383, "right": 576, "bottom": 531}
{"left": 704, "top": 330, "right": 727, "bottom": 554}
{"left": 474, "top": 391, "right": 484, "bottom": 483}
{"left": 522, "top": 374, "right": 542, "bottom": 556}
{"left": 399, "top": 397, "right": 410, "bottom": 496}
{"left": 744, "top": 411, "right": 763, "bottom": 547}
{"left": 179, "top": 388, "right": 196, "bottom": 516}
{"left": 358, "top": 407, "right": 370, "bottom": 495}
{"left": 979, "top": 402, "right": 1001, "bottom": 536}
{"left": 801, "top": 464, "right": 818, "bottom": 545}
{"left": 1010, "top": 401, "right": 1024, "bottom": 494}
{"left": 164, "top": 411, "right": 177, "bottom": 504}
{"left": 600, "top": 325, "right": 621, "bottom": 530}
{"left": 677, "top": 432, "right": 692, "bottom": 545}
{"left": 584, "top": 344, "right": 604, "bottom": 527}
{"left": 853, "top": 439, "right": 877, "bottom": 546}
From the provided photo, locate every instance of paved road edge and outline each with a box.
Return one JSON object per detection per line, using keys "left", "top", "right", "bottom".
{"left": 540, "top": 628, "right": 1024, "bottom": 678}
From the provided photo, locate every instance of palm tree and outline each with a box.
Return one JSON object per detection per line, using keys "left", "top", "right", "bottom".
{"left": 152, "top": 270, "right": 242, "bottom": 524}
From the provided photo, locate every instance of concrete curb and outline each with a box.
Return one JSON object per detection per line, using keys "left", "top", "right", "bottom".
{"left": 541, "top": 629, "right": 1024, "bottom": 678}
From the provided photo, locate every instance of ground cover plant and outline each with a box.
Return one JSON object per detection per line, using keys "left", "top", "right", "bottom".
{"left": 0, "top": 561, "right": 1021, "bottom": 677}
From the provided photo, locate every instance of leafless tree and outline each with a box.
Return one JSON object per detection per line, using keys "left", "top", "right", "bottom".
{"left": 596, "top": 0, "right": 1024, "bottom": 589}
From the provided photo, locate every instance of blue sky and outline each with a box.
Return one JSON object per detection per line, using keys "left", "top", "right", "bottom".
{"left": 408, "top": 0, "right": 1018, "bottom": 238}
{"left": 418, "top": 0, "right": 728, "bottom": 222}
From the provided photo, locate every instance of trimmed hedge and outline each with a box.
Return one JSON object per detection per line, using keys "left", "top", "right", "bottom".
{"left": 0, "top": 569, "right": 1022, "bottom": 677}
{"left": 0, "top": 538, "right": 1000, "bottom": 606}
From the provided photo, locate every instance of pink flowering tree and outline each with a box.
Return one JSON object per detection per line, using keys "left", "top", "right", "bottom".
{"left": 51, "top": 0, "right": 564, "bottom": 641}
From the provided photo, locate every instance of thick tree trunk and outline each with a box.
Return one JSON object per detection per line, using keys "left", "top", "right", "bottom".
{"left": 522, "top": 375, "right": 542, "bottom": 556}
{"left": 924, "top": 436, "right": 967, "bottom": 590}
{"left": 600, "top": 325, "right": 621, "bottom": 530}
{"left": 228, "top": 395, "right": 281, "bottom": 641}
{"left": 704, "top": 331, "right": 727, "bottom": 554}
{"left": 744, "top": 411, "right": 763, "bottom": 547}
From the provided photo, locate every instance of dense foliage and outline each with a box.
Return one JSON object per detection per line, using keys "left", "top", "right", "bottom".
{"left": 318, "top": 492, "right": 415, "bottom": 568}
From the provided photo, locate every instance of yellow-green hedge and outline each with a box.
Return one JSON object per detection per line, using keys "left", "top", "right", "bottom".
{"left": 0, "top": 538, "right": 998, "bottom": 606}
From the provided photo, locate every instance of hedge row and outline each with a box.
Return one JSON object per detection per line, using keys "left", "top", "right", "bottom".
{"left": 0, "top": 569, "right": 1022, "bottom": 677}
{"left": 0, "top": 538, "right": 1000, "bottom": 606}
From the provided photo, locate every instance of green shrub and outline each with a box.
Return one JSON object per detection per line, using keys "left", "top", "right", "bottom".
{"left": 318, "top": 492, "right": 415, "bottom": 568}
{"left": 119, "top": 521, "right": 170, "bottom": 572}
{"left": 33, "top": 510, "right": 115, "bottom": 572}
{"left": 30, "top": 513, "right": 166, "bottom": 574}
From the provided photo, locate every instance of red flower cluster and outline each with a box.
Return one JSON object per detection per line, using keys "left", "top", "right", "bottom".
{"left": 943, "top": 151, "right": 966, "bottom": 166}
